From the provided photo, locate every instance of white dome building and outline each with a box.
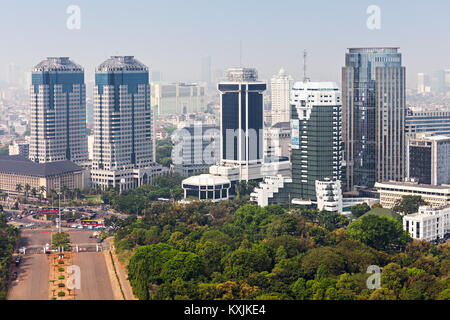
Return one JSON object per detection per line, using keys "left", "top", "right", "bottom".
{"left": 182, "top": 174, "right": 231, "bottom": 202}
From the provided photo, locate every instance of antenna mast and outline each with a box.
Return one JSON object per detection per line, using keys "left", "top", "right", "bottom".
{"left": 303, "top": 49, "right": 310, "bottom": 82}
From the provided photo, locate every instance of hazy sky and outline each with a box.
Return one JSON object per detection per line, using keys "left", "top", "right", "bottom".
{"left": 0, "top": 0, "right": 449, "bottom": 88}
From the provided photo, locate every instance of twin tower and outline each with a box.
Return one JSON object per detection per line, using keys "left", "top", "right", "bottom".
{"left": 29, "top": 56, "right": 158, "bottom": 190}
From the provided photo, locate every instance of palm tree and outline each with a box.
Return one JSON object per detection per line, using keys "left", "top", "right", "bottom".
{"left": 61, "top": 185, "right": 69, "bottom": 204}
{"left": 50, "top": 189, "right": 56, "bottom": 206}
{"left": 31, "top": 187, "right": 37, "bottom": 202}
{"left": 24, "top": 184, "right": 31, "bottom": 202}
{"left": 39, "top": 186, "right": 46, "bottom": 202}
{"left": 73, "top": 188, "right": 81, "bottom": 201}
{"left": 15, "top": 184, "right": 23, "bottom": 195}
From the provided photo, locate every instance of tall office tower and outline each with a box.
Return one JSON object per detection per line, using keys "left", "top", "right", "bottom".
{"left": 91, "top": 56, "right": 164, "bottom": 190}
{"left": 218, "top": 68, "right": 265, "bottom": 165}
{"left": 29, "top": 57, "right": 88, "bottom": 165}
{"left": 289, "top": 81, "right": 342, "bottom": 201}
{"left": 7, "top": 62, "right": 21, "bottom": 86}
{"left": 445, "top": 69, "right": 450, "bottom": 91}
{"left": 342, "top": 47, "right": 405, "bottom": 191}
{"left": 432, "top": 70, "right": 446, "bottom": 94}
{"left": 417, "top": 73, "right": 430, "bottom": 94}
{"left": 251, "top": 81, "right": 342, "bottom": 206}
{"left": 407, "top": 133, "right": 450, "bottom": 185}
{"left": 375, "top": 64, "right": 406, "bottom": 183}
{"left": 201, "top": 56, "right": 212, "bottom": 85}
{"left": 270, "top": 68, "right": 294, "bottom": 125}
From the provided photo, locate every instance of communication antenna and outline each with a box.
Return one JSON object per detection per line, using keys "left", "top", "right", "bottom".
{"left": 303, "top": 49, "right": 310, "bottom": 82}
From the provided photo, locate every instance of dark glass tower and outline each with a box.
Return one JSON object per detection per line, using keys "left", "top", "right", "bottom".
{"left": 217, "top": 68, "right": 266, "bottom": 165}
{"left": 342, "top": 47, "right": 405, "bottom": 191}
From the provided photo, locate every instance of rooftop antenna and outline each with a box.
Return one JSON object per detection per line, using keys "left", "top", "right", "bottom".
{"left": 303, "top": 49, "right": 310, "bottom": 82}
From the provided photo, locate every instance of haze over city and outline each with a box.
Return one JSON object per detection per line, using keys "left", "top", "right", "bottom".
{"left": 0, "top": 0, "right": 449, "bottom": 87}
{"left": 1, "top": 0, "right": 450, "bottom": 308}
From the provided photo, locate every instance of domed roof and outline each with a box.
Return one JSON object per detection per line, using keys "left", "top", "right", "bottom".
{"left": 182, "top": 174, "right": 230, "bottom": 186}
{"left": 278, "top": 68, "right": 286, "bottom": 76}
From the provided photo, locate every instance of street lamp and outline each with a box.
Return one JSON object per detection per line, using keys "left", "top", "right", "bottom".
{"left": 58, "top": 192, "right": 61, "bottom": 234}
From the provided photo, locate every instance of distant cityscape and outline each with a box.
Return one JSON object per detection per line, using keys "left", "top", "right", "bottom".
{"left": 1, "top": 48, "right": 450, "bottom": 244}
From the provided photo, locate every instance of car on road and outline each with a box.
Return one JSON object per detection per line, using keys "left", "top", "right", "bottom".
{"left": 15, "top": 256, "right": 21, "bottom": 266}
{"left": 12, "top": 272, "right": 18, "bottom": 280}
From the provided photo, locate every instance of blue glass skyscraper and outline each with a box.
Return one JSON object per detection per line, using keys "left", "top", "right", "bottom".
{"left": 29, "top": 57, "right": 88, "bottom": 164}
{"left": 91, "top": 56, "right": 156, "bottom": 190}
{"left": 342, "top": 48, "right": 405, "bottom": 190}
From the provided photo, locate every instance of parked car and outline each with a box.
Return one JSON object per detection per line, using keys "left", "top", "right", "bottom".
{"left": 12, "top": 272, "right": 18, "bottom": 280}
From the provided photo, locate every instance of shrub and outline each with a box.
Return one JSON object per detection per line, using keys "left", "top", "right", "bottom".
{"left": 58, "top": 260, "right": 64, "bottom": 264}
{"left": 58, "top": 275, "right": 65, "bottom": 280}
{"left": 58, "top": 268, "right": 64, "bottom": 272}
{"left": 58, "top": 291, "right": 65, "bottom": 297}
{"left": 58, "top": 283, "right": 65, "bottom": 288}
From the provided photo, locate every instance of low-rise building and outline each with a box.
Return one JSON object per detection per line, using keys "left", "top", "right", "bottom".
{"left": 0, "top": 155, "right": 86, "bottom": 197}
{"left": 9, "top": 141, "right": 29, "bottom": 158}
{"left": 403, "top": 206, "right": 450, "bottom": 241}
{"left": 182, "top": 174, "right": 231, "bottom": 202}
{"left": 375, "top": 180, "right": 450, "bottom": 210}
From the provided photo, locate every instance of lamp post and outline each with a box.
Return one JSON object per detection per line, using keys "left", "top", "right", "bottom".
{"left": 58, "top": 192, "right": 61, "bottom": 234}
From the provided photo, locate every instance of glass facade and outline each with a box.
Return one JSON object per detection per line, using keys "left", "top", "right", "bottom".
{"left": 218, "top": 77, "right": 265, "bottom": 163}
{"left": 342, "top": 48, "right": 405, "bottom": 190}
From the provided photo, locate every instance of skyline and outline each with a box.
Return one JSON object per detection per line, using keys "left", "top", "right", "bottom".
{"left": 0, "top": 1, "right": 449, "bottom": 88}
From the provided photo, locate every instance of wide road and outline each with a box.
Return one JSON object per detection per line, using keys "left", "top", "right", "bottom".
{"left": 72, "top": 251, "right": 115, "bottom": 300}
{"left": 69, "top": 231, "right": 116, "bottom": 300}
{"left": 7, "top": 231, "right": 52, "bottom": 300}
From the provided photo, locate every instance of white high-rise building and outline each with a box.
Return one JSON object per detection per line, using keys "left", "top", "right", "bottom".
{"left": 29, "top": 57, "right": 88, "bottom": 165}
{"left": 91, "top": 56, "right": 167, "bottom": 190}
{"left": 270, "top": 68, "right": 293, "bottom": 125}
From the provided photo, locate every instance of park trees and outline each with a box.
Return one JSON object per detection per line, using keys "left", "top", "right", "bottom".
{"left": 392, "top": 195, "right": 428, "bottom": 215}
{"left": 346, "top": 215, "right": 412, "bottom": 252}
{"left": 350, "top": 202, "right": 371, "bottom": 218}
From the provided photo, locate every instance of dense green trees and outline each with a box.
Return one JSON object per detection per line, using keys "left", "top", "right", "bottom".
{"left": 346, "top": 215, "right": 412, "bottom": 252}
{"left": 0, "top": 212, "right": 19, "bottom": 299}
{"left": 109, "top": 201, "right": 449, "bottom": 300}
{"left": 350, "top": 203, "right": 371, "bottom": 218}
{"left": 393, "top": 195, "right": 428, "bottom": 215}
{"left": 101, "top": 174, "right": 184, "bottom": 215}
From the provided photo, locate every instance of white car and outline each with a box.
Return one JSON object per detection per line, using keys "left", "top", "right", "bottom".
{"left": 71, "top": 224, "right": 78, "bottom": 228}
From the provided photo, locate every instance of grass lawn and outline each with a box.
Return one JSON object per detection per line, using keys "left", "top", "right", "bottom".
{"left": 84, "top": 195, "right": 101, "bottom": 203}
{"left": 361, "top": 207, "right": 402, "bottom": 221}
